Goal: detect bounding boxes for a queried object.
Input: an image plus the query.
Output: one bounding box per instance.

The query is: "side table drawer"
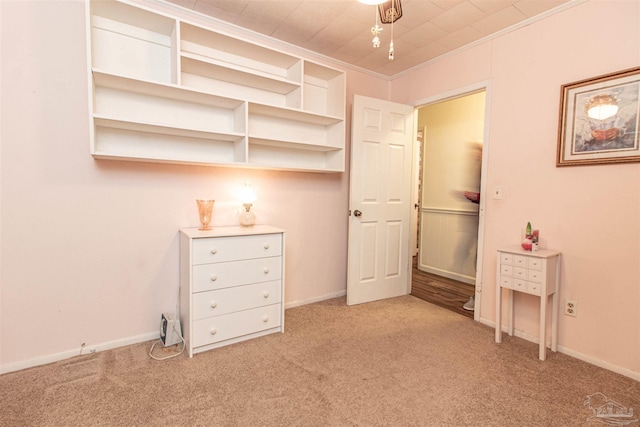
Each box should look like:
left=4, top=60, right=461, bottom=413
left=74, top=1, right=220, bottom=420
left=192, top=233, right=282, bottom=265
left=513, top=267, right=527, bottom=279
left=193, top=256, right=282, bottom=293
left=192, top=303, right=282, bottom=347
left=499, top=275, right=513, bottom=288
left=513, top=255, right=528, bottom=267
left=512, top=278, right=527, bottom=291
left=528, top=257, right=543, bottom=271
left=192, top=280, right=282, bottom=320
left=527, top=269, right=543, bottom=283
left=500, top=265, right=513, bottom=276
left=527, top=282, right=542, bottom=295
left=500, top=253, right=513, bottom=265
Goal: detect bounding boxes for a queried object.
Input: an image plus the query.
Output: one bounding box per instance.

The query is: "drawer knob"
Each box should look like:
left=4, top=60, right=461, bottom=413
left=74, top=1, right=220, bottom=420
left=210, top=248, right=218, bottom=254
left=210, top=328, right=217, bottom=335
left=264, top=243, right=270, bottom=250
left=210, top=301, right=217, bottom=309
left=210, top=275, right=217, bottom=281
left=262, top=316, right=269, bottom=323
left=263, top=291, right=269, bottom=299
left=263, top=268, right=269, bottom=274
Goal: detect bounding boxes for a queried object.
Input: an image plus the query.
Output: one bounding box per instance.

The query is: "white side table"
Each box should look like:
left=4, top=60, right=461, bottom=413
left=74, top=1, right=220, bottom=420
left=495, top=246, right=561, bottom=360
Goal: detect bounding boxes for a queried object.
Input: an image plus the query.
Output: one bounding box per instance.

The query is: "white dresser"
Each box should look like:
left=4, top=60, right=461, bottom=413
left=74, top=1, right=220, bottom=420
left=495, top=246, right=561, bottom=360
left=179, top=226, right=285, bottom=357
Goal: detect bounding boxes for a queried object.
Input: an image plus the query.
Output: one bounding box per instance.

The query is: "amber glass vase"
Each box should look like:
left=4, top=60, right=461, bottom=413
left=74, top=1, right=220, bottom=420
left=196, top=199, right=215, bottom=230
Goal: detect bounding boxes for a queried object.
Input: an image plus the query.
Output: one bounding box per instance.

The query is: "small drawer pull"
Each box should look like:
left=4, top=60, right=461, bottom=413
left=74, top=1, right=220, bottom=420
left=263, top=268, right=269, bottom=274
left=210, top=328, right=217, bottom=335
left=210, top=301, right=217, bottom=309
left=264, top=243, right=270, bottom=250
left=210, top=248, right=218, bottom=254
left=263, top=292, right=269, bottom=299
left=210, top=275, right=218, bottom=281
left=262, top=316, right=269, bottom=323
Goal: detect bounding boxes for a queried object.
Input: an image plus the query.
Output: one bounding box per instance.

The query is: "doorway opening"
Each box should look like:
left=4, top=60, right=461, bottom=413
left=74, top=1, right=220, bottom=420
left=410, top=88, right=488, bottom=319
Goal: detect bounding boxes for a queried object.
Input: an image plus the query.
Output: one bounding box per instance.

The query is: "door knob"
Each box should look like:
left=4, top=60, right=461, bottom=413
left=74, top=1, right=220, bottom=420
left=354, top=210, right=362, bottom=217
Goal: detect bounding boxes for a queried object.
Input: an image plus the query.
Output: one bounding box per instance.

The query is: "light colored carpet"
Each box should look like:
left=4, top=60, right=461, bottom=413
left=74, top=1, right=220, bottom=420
left=1, top=296, right=638, bottom=426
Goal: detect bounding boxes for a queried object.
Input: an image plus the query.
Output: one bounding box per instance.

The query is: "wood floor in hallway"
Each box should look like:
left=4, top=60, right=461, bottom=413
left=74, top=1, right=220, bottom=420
left=411, top=258, right=475, bottom=319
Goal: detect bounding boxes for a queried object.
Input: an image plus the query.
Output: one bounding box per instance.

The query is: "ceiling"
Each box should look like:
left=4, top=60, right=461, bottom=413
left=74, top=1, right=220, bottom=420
left=164, top=0, right=571, bottom=77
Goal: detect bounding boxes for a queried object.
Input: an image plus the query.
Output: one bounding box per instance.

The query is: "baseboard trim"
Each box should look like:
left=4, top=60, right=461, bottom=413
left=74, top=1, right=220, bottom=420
left=477, top=316, right=640, bottom=381
left=0, top=331, right=158, bottom=375
left=1, top=293, right=348, bottom=375
left=285, top=290, right=347, bottom=309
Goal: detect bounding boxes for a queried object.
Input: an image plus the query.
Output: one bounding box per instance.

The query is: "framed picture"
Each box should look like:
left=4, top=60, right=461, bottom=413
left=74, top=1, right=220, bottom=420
left=557, top=66, right=640, bottom=166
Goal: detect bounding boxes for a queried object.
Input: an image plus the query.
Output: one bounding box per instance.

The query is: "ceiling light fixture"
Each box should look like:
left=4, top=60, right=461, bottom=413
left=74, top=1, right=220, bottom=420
left=371, top=6, right=383, bottom=48
left=361, top=0, right=402, bottom=61
left=378, top=0, right=402, bottom=24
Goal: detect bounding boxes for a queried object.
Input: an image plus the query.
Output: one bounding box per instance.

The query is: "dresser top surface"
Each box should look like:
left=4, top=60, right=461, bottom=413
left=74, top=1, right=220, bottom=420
left=498, top=245, right=561, bottom=258
left=181, top=225, right=285, bottom=238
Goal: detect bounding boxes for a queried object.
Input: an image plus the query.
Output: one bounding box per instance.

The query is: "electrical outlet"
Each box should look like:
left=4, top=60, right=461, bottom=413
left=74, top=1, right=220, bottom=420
left=565, top=299, right=578, bottom=317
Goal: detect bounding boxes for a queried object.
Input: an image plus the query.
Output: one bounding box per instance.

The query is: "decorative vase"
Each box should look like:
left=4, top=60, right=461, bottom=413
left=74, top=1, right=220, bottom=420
left=196, top=199, right=214, bottom=230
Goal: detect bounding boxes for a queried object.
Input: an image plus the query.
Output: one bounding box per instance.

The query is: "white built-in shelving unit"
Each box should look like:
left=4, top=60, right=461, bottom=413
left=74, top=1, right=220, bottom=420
left=86, top=0, right=346, bottom=172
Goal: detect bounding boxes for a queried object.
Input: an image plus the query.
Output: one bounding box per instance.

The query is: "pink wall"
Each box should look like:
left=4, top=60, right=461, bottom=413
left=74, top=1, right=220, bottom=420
left=392, top=0, right=639, bottom=378
left=0, top=0, right=387, bottom=371
left=1, top=0, right=638, bottom=379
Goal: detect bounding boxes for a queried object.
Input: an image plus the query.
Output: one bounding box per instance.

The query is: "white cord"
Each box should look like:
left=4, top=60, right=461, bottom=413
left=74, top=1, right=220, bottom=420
left=149, top=322, right=185, bottom=361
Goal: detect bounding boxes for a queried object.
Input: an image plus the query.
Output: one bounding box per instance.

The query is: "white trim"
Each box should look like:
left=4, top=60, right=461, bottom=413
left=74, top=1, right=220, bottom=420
left=478, top=317, right=640, bottom=381
left=0, top=331, right=158, bottom=375
left=285, top=290, right=347, bottom=310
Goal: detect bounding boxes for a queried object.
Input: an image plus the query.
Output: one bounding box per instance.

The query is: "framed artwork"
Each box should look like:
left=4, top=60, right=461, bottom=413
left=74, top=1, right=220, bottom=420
left=557, top=66, right=640, bottom=166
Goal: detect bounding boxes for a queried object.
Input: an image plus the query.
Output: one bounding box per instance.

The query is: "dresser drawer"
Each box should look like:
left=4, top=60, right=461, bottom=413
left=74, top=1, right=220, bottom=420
left=192, top=280, right=282, bottom=320
left=192, top=303, right=281, bottom=347
left=192, top=256, right=282, bottom=293
left=192, top=233, right=282, bottom=265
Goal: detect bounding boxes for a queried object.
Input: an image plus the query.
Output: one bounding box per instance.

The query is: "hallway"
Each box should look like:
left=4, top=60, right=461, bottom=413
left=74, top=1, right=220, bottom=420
left=411, top=257, right=475, bottom=319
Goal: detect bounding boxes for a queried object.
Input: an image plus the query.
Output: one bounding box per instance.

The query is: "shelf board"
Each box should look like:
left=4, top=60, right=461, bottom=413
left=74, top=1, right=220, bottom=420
left=248, top=136, right=342, bottom=152
left=92, top=69, right=245, bottom=110
left=248, top=103, right=342, bottom=126
left=181, top=53, right=300, bottom=95
left=304, top=61, right=344, bottom=82
left=94, top=115, right=245, bottom=142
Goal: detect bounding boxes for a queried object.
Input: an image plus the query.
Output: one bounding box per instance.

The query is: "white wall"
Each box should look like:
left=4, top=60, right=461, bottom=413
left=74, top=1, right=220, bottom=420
left=0, top=0, right=387, bottom=372
left=392, top=0, right=640, bottom=378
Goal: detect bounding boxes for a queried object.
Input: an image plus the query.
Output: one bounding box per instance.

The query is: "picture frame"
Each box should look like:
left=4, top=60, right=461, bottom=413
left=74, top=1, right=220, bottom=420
left=557, top=66, right=640, bottom=166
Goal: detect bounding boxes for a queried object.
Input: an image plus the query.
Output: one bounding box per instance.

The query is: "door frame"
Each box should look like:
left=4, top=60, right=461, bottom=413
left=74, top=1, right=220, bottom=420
left=410, top=80, right=492, bottom=321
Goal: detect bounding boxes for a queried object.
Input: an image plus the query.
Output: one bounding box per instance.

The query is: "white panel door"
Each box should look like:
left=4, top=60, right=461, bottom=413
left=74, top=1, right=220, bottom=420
left=347, top=95, right=415, bottom=305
